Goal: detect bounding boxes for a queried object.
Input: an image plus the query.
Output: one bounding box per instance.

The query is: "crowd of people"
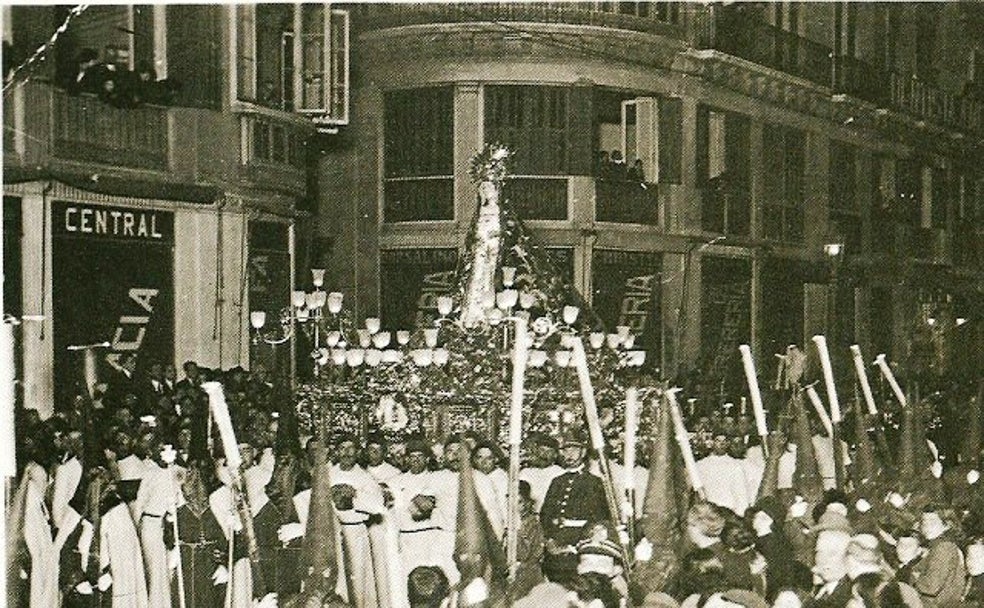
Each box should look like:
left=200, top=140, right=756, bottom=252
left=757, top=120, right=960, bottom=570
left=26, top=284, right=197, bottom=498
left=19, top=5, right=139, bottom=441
left=7, top=357, right=984, bottom=608
left=61, top=48, right=180, bottom=108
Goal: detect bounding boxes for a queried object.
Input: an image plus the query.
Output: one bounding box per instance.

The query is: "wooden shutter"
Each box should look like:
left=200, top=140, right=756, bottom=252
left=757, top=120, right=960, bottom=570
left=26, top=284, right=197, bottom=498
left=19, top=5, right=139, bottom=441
left=568, top=81, right=594, bottom=176
left=621, top=97, right=658, bottom=182
left=658, top=97, right=683, bottom=184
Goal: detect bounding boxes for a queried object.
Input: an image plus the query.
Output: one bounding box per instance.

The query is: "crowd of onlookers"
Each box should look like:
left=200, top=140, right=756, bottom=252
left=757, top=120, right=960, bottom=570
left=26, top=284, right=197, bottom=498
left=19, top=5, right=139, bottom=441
left=594, top=150, right=647, bottom=182
left=60, top=48, right=181, bottom=108
left=11, top=356, right=984, bottom=608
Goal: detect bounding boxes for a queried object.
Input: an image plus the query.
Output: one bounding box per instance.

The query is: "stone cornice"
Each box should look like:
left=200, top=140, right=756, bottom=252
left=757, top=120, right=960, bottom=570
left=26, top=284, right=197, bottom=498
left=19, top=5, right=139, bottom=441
left=358, top=23, right=982, bottom=158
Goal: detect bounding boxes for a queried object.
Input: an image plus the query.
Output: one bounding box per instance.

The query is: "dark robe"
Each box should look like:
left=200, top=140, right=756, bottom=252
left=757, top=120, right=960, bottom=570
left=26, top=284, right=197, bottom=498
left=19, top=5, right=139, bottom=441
left=173, top=504, right=226, bottom=608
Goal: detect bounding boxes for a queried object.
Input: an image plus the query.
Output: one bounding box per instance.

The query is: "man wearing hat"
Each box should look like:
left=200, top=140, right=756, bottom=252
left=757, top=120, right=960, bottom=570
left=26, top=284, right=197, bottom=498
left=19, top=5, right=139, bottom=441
left=520, top=433, right=564, bottom=513
left=696, top=430, right=752, bottom=516
left=540, top=430, right=611, bottom=585
left=391, top=439, right=457, bottom=584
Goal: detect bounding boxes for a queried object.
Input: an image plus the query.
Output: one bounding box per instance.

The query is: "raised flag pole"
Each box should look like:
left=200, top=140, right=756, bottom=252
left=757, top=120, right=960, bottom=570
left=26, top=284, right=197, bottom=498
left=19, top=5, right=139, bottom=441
left=505, top=317, right=529, bottom=579
left=201, top=382, right=268, bottom=602
left=665, top=388, right=705, bottom=501
left=812, top=336, right=844, bottom=489
left=570, top=338, right=631, bottom=569
left=874, top=354, right=908, bottom=408
left=805, top=384, right=834, bottom=438
left=739, top=345, right=769, bottom=457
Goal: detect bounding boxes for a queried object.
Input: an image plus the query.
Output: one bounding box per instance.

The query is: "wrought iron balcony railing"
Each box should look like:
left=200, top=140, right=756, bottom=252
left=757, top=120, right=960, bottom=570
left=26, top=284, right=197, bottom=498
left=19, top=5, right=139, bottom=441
left=595, top=178, right=659, bottom=226
left=353, top=2, right=682, bottom=35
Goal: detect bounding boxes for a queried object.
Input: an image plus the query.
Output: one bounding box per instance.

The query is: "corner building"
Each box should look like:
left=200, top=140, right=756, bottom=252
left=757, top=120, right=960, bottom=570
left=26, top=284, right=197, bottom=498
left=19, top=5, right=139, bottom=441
left=3, top=4, right=349, bottom=416
left=319, top=3, right=984, bottom=402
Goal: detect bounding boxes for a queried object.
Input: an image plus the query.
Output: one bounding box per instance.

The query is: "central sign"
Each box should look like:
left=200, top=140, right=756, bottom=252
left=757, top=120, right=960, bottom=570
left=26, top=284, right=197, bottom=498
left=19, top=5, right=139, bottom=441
left=52, top=201, right=174, bottom=411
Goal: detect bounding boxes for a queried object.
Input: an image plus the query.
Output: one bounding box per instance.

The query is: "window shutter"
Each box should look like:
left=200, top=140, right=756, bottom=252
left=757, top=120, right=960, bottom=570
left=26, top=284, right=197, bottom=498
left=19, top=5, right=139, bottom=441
left=166, top=5, right=221, bottom=109
left=568, top=81, right=594, bottom=176
left=621, top=97, right=658, bottom=182
left=659, top=97, right=682, bottom=184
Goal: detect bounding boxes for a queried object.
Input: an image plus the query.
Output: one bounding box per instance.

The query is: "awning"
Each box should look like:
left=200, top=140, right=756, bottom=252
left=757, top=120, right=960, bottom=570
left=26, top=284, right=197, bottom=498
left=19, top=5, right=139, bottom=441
left=3, top=166, right=220, bottom=205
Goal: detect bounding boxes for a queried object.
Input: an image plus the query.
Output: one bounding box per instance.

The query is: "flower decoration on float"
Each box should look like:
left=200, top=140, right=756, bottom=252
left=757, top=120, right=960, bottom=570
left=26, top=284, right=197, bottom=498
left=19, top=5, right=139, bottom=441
left=293, top=144, right=662, bottom=445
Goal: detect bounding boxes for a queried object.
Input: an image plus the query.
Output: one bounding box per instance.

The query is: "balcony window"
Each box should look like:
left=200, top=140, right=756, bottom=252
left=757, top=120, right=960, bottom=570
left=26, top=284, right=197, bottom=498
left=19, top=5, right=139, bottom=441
left=243, top=114, right=306, bottom=170
left=697, top=106, right=750, bottom=235
left=485, top=85, right=572, bottom=176
left=383, top=87, right=454, bottom=222
left=502, top=177, right=568, bottom=221
left=829, top=141, right=860, bottom=252
left=895, top=158, right=923, bottom=227
left=762, top=125, right=805, bottom=244
left=234, top=4, right=349, bottom=123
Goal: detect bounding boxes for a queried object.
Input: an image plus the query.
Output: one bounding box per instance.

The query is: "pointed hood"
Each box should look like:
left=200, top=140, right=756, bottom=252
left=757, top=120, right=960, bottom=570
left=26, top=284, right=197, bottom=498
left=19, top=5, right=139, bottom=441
left=757, top=426, right=788, bottom=502
left=851, top=408, right=880, bottom=487
left=637, top=398, right=682, bottom=592
left=896, top=396, right=918, bottom=488
left=789, top=390, right=823, bottom=503
left=455, top=444, right=506, bottom=597
left=300, top=443, right=340, bottom=604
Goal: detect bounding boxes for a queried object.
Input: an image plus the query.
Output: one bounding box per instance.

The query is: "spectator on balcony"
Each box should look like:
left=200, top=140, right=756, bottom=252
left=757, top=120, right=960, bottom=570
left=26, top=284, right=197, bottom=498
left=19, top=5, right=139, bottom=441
left=610, top=150, right=627, bottom=180
left=595, top=150, right=612, bottom=178
left=627, top=159, right=645, bottom=183
left=67, top=48, right=114, bottom=97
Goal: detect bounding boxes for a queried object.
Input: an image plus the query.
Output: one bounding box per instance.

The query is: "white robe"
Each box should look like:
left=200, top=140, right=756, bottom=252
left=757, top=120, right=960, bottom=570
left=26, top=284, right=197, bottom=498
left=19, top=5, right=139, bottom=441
left=23, top=463, right=58, bottom=608
left=330, top=463, right=392, bottom=608
left=209, top=486, right=251, bottom=608
left=695, top=454, right=751, bottom=515
left=390, top=470, right=457, bottom=583
left=132, top=461, right=175, bottom=608
left=50, top=456, right=82, bottom=531
left=101, top=501, right=150, bottom=608
left=473, top=469, right=507, bottom=540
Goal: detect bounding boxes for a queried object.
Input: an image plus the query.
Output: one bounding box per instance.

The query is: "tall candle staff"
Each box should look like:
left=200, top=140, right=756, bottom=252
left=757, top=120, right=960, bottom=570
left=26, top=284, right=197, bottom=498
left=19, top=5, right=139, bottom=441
left=812, top=336, right=845, bottom=488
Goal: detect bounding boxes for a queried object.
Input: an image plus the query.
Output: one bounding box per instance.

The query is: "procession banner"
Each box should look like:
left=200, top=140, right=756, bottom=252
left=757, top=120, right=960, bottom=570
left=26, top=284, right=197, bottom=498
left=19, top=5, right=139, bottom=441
left=51, top=201, right=174, bottom=409
left=591, top=249, right=661, bottom=362
left=379, top=248, right=458, bottom=330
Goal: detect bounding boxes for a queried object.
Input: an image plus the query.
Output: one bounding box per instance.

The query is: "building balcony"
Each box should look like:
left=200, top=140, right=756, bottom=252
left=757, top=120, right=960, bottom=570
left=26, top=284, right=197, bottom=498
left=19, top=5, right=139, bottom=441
left=897, top=225, right=951, bottom=265
left=707, top=9, right=832, bottom=88
left=353, top=2, right=683, bottom=35
left=595, top=178, right=659, bottom=226
left=889, top=74, right=984, bottom=138
left=4, top=80, right=311, bottom=207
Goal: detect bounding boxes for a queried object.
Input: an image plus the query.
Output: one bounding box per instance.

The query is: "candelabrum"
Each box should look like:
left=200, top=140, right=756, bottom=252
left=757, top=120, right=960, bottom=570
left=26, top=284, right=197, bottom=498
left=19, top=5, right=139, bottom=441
left=272, top=266, right=649, bottom=382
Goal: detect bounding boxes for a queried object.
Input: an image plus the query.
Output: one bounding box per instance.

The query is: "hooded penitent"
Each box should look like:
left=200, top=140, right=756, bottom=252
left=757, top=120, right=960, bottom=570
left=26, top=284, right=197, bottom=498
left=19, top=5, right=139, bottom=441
left=636, top=397, right=685, bottom=592
left=454, top=443, right=506, bottom=606
left=789, top=390, right=823, bottom=504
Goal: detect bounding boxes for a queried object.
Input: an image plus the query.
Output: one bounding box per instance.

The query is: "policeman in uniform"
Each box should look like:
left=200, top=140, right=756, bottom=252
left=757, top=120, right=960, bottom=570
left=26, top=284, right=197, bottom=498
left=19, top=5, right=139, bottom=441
left=539, top=429, right=610, bottom=585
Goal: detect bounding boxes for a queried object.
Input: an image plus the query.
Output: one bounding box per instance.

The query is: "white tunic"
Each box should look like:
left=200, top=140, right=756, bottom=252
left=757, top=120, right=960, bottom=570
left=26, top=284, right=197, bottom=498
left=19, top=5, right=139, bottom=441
left=695, top=454, right=751, bottom=515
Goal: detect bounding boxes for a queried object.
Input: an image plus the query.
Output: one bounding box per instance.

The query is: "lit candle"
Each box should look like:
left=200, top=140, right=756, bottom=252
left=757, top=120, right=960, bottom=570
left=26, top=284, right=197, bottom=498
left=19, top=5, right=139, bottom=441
left=83, top=347, right=99, bottom=400
left=811, top=336, right=842, bottom=423
left=874, top=354, right=907, bottom=407
left=738, top=345, right=769, bottom=439
left=806, top=384, right=834, bottom=437
left=666, top=389, right=703, bottom=493
left=201, top=382, right=242, bottom=469
left=850, top=345, right=878, bottom=416
left=1, top=322, right=15, bottom=477
left=624, top=388, right=638, bottom=495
